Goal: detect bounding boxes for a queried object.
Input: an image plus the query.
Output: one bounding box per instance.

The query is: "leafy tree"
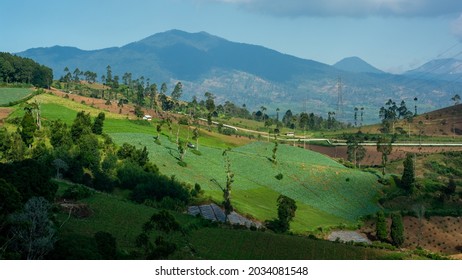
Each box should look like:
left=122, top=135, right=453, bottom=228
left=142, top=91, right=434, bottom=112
left=52, top=158, right=68, bottom=179
left=8, top=132, right=27, bottom=162
left=50, top=119, right=72, bottom=148
left=70, top=111, right=92, bottom=142
left=177, top=139, right=187, bottom=163
left=135, top=210, right=181, bottom=259
left=347, top=134, right=366, bottom=168
left=192, top=127, right=199, bottom=151
left=271, top=140, right=278, bottom=164
left=376, top=136, right=392, bottom=176
left=276, top=195, right=297, bottom=232
left=160, top=82, right=167, bottom=95
left=375, top=211, right=388, bottom=242
left=75, top=133, right=101, bottom=172
left=211, top=150, right=234, bottom=221
left=266, top=195, right=297, bottom=233
left=20, top=107, right=36, bottom=147
left=92, top=112, right=105, bottom=135
left=205, top=92, right=216, bottom=112
left=134, top=105, right=144, bottom=118
left=149, top=83, right=158, bottom=110
left=9, top=197, right=56, bottom=259
left=0, top=178, right=21, bottom=222
left=171, top=82, right=183, bottom=101
left=105, top=65, right=112, bottom=86
left=0, top=52, right=52, bottom=88
left=443, top=178, right=457, bottom=200
left=401, top=153, right=415, bottom=193
left=390, top=213, right=404, bottom=247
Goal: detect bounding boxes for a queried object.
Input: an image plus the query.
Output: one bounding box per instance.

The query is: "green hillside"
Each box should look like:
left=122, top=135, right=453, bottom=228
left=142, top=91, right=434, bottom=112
left=55, top=181, right=393, bottom=260
left=110, top=133, right=382, bottom=231
left=7, top=92, right=382, bottom=232
left=0, top=87, right=33, bottom=105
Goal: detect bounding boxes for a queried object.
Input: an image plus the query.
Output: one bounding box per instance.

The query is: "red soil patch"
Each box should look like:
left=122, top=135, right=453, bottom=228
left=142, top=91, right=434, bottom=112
left=0, top=107, right=12, bottom=126
left=49, top=87, right=164, bottom=120
left=362, top=216, right=462, bottom=256
left=308, top=145, right=462, bottom=166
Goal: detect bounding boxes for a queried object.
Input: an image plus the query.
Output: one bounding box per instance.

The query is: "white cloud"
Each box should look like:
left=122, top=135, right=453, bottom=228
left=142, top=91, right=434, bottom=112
left=208, top=0, right=462, bottom=17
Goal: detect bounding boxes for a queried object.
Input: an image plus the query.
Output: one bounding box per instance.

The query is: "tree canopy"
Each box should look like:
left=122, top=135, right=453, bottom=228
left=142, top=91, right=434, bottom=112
left=0, top=52, right=53, bottom=87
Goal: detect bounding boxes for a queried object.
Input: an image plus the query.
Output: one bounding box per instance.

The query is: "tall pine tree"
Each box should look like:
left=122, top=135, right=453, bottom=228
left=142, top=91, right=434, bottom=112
left=401, top=153, right=415, bottom=193
left=390, top=213, right=404, bottom=247
left=376, top=211, right=388, bottom=242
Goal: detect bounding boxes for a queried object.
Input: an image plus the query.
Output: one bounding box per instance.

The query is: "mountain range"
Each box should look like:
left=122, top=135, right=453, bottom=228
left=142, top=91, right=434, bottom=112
left=17, top=29, right=461, bottom=123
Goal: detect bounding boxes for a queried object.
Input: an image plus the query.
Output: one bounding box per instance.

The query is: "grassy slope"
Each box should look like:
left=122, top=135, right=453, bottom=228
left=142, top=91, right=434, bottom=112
left=56, top=182, right=393, bottom=260
left=110, top=133, right=382, bottom=231
left=9, top=93, right=382, bottom=231
left=191, top=228, right=391, bottom=260
left=0, top=87, right=33, bottom=104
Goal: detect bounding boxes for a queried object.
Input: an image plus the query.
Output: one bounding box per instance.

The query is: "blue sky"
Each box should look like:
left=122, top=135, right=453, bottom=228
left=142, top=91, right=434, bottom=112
left=2, top=0, right=462, bottom=73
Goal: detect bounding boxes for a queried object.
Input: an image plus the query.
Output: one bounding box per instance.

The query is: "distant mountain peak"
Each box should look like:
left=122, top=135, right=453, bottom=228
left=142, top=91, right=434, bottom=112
left=333, top=56, right=384, bottom=74
left=127, top=29, right=226, bottom=51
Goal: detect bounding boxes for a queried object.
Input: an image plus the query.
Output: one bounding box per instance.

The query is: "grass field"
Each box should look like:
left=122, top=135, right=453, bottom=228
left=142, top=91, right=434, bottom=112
left=8, top=92, right=382, bottom=231
left=110, top=133, right=382, bottom=231
left=55, top=182, right=396, bottom=260
left=0, top=87, right=33, bottom=105
left=190, top=227, right=393, bottom=260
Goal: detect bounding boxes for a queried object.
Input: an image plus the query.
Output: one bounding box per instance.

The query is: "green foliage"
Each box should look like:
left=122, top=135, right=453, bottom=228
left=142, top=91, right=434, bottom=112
left=390, top=213, right=404, bottom=247
left=275, top=173, right=283, bottom=180
left=0, top=52, right=53, bottom=88
left=135, top=210, right=181, bottom=259
left=376, top=136, right=392, bottom=176
left=117, top=143, right=149, bottom=166
left=134, top=105, right=144, bottom=118
left=70, top=111, right=92, bottom=142
left=9, top=197, right=56, bottom=259
left=401, top=153, right=415, bottom=193
left=48, top=234, right=102, bottom=260
left=61, top=184, right=94, bottom=200
left=0, top=178, right=22, bottom=221
left=50, top=120, right=72, bottom=148
left=0, top=159, right=57, bottom=202
left=190, top=227, right=391, bottom=260
left=92, top=112, right=105, bottom=135
left=375, top=211, right=388, bottom=242
left=110, top=135, right=382, bottom=229
left=94, top=231, right=118, bottom=260
left=20, top=108, right=36, bottom=146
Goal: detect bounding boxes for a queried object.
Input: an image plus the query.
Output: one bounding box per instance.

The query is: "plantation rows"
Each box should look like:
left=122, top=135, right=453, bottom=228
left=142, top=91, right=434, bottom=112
left=110, top=133, right=382, bottom=228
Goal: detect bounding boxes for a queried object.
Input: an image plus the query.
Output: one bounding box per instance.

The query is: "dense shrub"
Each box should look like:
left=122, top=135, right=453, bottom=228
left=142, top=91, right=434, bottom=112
left=61, top=184, right=94, bottom=200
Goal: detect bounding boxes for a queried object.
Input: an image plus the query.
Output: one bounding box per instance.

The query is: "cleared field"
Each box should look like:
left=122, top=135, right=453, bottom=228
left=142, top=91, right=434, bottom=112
left=110, top=133, right=382, bottom=231
left=0, top=87, right=33, bottom=104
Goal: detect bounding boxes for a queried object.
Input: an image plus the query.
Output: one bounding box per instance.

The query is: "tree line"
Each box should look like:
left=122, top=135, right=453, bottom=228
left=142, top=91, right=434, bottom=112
left=0, top=52, right=53, bottom=88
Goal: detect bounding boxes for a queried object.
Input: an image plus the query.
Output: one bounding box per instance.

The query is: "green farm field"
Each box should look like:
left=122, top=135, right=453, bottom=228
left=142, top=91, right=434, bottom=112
left=0, top=87, right=33, bottom=105
left=8, top=93, right=382, bottom=232
left=110, top=133, right=382, bottom=232
left=55, top=182, right=395, bottom=260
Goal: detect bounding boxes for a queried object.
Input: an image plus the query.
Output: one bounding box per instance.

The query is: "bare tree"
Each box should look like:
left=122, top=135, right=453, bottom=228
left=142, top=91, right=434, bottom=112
left=9, top=197, right=56, bottom=260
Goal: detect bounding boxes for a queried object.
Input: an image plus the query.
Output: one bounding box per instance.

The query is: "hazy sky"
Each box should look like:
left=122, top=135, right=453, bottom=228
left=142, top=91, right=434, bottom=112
left=2, top=0, right=462, bottom=73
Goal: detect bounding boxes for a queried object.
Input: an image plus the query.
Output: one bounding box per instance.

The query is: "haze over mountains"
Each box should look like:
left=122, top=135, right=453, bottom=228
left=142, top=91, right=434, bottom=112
left=17, top=30, right=461, bottom=123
